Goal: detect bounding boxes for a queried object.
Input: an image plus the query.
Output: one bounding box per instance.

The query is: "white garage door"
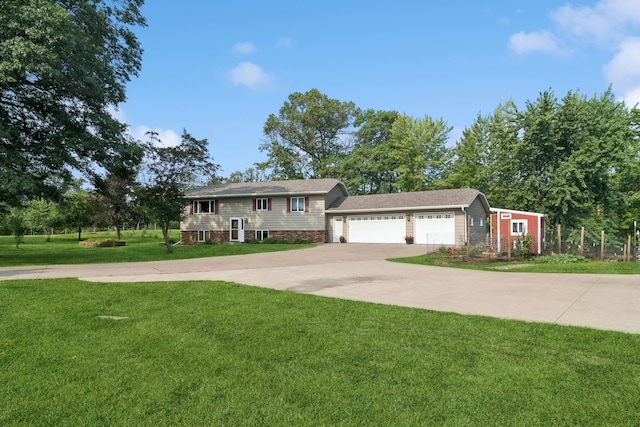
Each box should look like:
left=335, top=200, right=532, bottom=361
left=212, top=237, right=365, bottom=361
left=414, top=212, right=456, bottom=245
left=348, top=215, right=406, bottom=243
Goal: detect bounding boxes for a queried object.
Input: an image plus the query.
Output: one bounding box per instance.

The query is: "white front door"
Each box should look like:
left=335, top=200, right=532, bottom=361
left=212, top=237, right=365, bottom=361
left=230, top=218, right=244, bottom=242
left=333, top=216, right=343, bottom=242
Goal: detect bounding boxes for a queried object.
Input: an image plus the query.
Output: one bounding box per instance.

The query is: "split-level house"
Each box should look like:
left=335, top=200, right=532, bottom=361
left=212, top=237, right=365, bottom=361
left=180, top=179, right=491, bottom=246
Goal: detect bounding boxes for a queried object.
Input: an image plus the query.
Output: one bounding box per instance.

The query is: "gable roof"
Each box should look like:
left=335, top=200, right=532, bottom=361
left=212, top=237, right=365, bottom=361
left=185, top=178, right=347, bottom=198
left=326, top=188, right=490, bottom=213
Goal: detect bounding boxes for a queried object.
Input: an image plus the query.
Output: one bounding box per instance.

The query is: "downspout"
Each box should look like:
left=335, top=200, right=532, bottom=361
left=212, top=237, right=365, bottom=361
left=462, top=206, right=467, bottom=246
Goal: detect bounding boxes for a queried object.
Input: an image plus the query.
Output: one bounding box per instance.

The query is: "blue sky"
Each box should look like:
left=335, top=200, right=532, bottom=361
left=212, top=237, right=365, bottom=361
left=116, top=0, right=640, bottom=176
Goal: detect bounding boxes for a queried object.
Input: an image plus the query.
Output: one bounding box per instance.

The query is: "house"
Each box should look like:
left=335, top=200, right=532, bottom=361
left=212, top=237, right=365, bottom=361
left=180, top=179, right=491, bottom=246
left=181, top=179, right=348, bottom=244
left=489, top=208, right=546, bottom=255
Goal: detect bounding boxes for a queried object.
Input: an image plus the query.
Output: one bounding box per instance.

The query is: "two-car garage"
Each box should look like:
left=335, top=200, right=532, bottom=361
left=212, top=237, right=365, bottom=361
left=344, top=212, right=456, bottom=245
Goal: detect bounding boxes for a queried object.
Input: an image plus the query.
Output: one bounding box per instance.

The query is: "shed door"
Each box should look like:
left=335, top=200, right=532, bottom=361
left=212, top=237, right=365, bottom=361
left=414, top=212, right=455, bottom=245
left=348, top=215, right=405, bottom=243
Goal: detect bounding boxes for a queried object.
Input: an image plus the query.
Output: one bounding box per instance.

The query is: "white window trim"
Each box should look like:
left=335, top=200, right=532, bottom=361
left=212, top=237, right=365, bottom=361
left=256, top=198, right=268, bottom=211
left=291, top=197, right=305, bottom=212
left=510, top=219, right=528, bottom=236
left=197, top=230, right=211, bottom=242
left=255, top=230, right=269, bottom=241
left=193, top=200, right=215, bottom=214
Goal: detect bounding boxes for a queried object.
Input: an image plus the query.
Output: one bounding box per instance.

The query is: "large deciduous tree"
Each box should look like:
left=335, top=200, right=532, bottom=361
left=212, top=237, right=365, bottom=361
left=0, top=0, right=146, bottom=205
left=260, top=89, right=359, bottom=179
left=137, top=130, right=218, bottom=253
left=387, top=114, right=452, bottom=192
left=338, top=109, right=400, bottom=194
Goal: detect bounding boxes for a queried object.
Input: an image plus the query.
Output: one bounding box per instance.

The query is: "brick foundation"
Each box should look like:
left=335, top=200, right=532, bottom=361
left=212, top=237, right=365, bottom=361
left=181, top=229, right=325, bottom=244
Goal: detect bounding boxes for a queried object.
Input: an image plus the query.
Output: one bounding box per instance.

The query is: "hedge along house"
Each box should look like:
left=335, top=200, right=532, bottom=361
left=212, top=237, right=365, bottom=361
left=489, top=208, right=546, bottom=255
left=181, top=179, right=348, bottom=244
left=325, top=188, right=490, bottom=247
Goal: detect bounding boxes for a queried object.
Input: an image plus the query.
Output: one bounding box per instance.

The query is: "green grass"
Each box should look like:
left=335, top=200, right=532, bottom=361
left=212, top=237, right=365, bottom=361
left=0, top=231, right=313, bottom=267
left=1, top=279, right=639, bottom=426
left=391, top=254, right=640, bottom=274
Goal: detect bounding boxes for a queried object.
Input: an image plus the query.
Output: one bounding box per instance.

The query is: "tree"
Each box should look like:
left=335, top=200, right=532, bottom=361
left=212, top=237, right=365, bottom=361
left=60, top=187, right=96, bottom=241
left=23, top=198, right=60, bottom=239
left=138, top=130, right=218, bottom=253
left=338, top=109, right=400, bottom=194
left=7, top=208, right=28, bottom=248
left=0, top=0, right=146, bottom=206
left=387, top=114, right=452, bottom=192
left=92, top=172, right=137, bottom=240
left=440, top=113, right=493, bottom=192
left=260, top=89, right=359, bottom=179
left=224, top=167, right=267, bottom=183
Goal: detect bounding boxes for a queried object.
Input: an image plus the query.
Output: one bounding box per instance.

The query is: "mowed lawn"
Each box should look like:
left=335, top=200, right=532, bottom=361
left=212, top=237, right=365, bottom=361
left=1, top=279, right=639, bottom=426
left=0, top=231, right=313, bottom=267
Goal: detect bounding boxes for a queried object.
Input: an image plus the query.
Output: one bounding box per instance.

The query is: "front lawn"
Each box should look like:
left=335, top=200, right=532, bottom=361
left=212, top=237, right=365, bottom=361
left=390, top=253, right=640, bottom=274
left=1, top=279, right=639, bottom=425
left=0, top=231, right=313, bottom=267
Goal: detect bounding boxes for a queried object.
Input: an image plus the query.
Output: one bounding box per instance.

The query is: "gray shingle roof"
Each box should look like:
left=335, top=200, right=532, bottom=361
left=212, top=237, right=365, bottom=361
left=185, top=178, right=346, bottom=198
left=326, top=188, right=488, bottom=212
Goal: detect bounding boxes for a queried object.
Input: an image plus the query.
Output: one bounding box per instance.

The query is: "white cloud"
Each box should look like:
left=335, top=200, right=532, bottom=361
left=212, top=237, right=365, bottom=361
left=509, top=30, right=561, bottom=55
left=603, top=37, right=640, bottom=106
left=552, top=0, right=640, bottom=44
left=228, top=62, right=273, bottom=91
left=131, top=125, right=181, bottom=147
left=233, top=41, right=256, bottom=55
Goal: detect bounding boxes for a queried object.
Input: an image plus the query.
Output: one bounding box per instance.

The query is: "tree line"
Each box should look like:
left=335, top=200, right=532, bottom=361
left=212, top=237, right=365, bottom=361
left=3, top=1, right=639, bottom=250
left=230, top=88, right=640, bottom=240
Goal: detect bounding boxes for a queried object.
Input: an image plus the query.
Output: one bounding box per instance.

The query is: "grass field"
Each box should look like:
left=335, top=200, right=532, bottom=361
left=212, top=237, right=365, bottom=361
left=1, top=278, right=639, bottom=426
left=0, top=231, right=313, bottom=267
left=390, top=254, right=640, bottom=274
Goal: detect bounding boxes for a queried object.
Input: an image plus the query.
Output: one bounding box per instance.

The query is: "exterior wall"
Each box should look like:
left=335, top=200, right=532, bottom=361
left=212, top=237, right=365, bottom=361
left=466, top=197, right=489, bottom=246
left=490, top=209, right=545, bottom=254
left=181, top=194, right=327, bottom=244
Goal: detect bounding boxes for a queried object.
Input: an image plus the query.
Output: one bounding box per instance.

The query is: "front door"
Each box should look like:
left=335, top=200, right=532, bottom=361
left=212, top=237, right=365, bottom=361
left=333, top=216, right=343, bottom=242
left=230, top=218, right=244, bottom=242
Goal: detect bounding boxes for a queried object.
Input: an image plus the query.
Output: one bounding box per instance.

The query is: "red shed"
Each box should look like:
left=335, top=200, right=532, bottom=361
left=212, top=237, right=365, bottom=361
left=490, top=208, right=546, bottom=255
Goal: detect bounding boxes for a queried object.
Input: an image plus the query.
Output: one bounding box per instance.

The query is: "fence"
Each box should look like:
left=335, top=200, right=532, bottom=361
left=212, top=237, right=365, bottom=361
left=545, top=225, right=638, bottom=261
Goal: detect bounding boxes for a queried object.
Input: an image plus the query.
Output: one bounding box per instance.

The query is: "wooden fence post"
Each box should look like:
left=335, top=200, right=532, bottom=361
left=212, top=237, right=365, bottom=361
left=600, top=230, right=605, bottom=261
left=580, top=227, right=585, bottom=256
left=628, top=235, right=632, bottom=262
left=557, top=224, right=562, bottom=254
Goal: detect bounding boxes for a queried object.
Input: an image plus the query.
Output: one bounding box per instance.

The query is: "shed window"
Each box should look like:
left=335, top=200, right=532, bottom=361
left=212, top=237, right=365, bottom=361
left=511, top=220, right=528, bottom=235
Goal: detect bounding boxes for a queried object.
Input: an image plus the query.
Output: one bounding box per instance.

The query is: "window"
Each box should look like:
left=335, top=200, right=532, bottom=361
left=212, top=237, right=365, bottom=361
left=470, top=217, right=475, bottom=226
left=479, top=218, right=484, bottom=227
left=511, top=220, right=527, bottom=235
left=193, top=200, right=215, bottom=214
left=290, top=197, right=305, bottom=212
left=256, top=198, right=268, bottom=210
left=253, top=198, right=271, bottom=211
left=255, top=230, right=269, bottom=241
left=197, top=230, right=210, bottom=242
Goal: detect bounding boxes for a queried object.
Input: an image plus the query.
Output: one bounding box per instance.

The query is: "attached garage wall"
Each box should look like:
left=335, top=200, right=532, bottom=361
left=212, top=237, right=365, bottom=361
left=347, top=214, right=406, bottom=243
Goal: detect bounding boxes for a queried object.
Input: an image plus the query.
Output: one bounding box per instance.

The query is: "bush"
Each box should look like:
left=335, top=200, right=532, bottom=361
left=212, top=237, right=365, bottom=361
left=293, top=238, right=311, bottom=244
left=437, top=246, right=449, bottom=255
left=534, top=254, right=590, bottom=264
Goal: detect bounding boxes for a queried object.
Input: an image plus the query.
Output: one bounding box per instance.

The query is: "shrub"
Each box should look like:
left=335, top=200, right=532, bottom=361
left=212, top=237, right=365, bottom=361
left=437, top=246, right=449, bottom=255
left=339, top=236, right=347, bottom=243
left=534, top=254, right=590, bottom=264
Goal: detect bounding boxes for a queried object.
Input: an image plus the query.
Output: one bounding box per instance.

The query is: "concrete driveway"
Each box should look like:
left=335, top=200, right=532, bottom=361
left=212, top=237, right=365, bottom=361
left=1, top=244, right=639, bottom=334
